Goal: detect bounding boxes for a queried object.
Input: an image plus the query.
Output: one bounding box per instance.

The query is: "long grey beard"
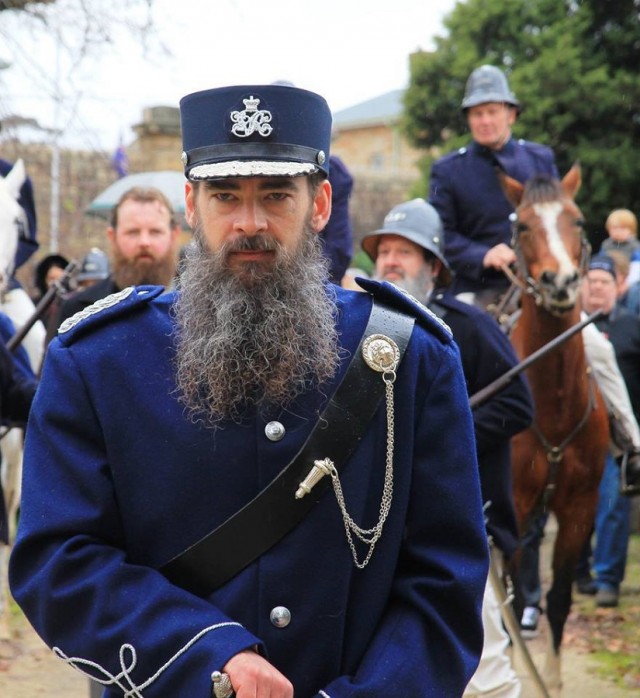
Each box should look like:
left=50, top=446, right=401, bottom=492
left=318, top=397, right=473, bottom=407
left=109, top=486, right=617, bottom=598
left=173, top=226, right=340, bottom=426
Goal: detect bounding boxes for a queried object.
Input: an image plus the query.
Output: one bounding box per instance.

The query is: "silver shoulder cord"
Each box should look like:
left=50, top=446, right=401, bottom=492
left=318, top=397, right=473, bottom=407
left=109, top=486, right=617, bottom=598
left=296, top=333, right=400, bottom=569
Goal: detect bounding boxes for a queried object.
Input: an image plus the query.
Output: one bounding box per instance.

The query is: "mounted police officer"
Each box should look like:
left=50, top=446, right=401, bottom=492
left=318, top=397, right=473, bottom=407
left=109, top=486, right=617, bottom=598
left=10, top=84, right=488, bottom=697
left=429, top=65, right=558, bottom=309
left=363, top=199, right=533, bottom=698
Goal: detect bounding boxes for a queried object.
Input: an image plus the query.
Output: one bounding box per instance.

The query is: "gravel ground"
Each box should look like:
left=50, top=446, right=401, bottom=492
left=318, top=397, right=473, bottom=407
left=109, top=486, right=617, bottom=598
left=0, top=516, right=637, bottom=697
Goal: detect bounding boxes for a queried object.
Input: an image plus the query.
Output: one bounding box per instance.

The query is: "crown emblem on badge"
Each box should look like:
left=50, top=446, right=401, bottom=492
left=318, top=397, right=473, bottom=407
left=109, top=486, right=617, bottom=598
left=242, top=96, right=260, bottom=111
left=230, top=96, right=273, bottom=138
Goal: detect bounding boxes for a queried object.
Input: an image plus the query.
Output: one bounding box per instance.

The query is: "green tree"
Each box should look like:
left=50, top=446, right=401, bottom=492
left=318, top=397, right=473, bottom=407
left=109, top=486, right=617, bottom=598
left=404, top=0, right=640, bottom=246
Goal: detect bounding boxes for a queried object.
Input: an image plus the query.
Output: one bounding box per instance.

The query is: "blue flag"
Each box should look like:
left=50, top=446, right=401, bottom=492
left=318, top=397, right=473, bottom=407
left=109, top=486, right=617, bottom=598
left=111, top=141, right=128, bottom=178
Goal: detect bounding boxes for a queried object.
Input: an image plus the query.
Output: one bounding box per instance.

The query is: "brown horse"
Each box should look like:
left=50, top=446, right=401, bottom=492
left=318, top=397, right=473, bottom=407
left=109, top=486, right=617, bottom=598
left=501, top=164, right=609, bottom=691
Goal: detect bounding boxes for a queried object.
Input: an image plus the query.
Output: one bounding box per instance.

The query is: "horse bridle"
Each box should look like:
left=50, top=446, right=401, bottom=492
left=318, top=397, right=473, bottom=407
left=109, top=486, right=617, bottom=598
left=505, top=210, right=591, bottom=308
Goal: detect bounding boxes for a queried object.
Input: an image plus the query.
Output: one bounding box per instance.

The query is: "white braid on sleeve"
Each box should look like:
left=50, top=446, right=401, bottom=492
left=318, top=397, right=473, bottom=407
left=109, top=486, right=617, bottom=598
left=53, top=621, right=243, bottom=697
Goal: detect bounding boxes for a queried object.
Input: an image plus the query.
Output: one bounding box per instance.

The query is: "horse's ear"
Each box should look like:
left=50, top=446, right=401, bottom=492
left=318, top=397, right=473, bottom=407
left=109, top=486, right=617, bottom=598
left=497, top=167, right=524, bottom=208
left=561, top=161, right=581, bottom=199
left=3, top=158, right=26, bottom=200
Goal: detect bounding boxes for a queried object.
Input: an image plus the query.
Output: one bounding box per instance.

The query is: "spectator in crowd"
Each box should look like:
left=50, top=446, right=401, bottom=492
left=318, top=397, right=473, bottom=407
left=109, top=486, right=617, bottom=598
left=600, top=208, right=640, bottom=261
left=54, top=187, right=181, bottom=331
left=575, top=254, right=640, bottom=607
left=33, top=254, right=72, bottom=343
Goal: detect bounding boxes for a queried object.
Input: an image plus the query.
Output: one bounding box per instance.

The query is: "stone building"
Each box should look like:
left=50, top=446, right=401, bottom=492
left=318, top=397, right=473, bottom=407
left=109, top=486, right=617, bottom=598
left=330, top=90, right=426, bottom=256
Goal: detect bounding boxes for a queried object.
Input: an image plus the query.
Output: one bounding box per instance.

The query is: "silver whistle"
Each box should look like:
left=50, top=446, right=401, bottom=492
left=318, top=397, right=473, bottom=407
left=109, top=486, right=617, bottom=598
left=295, top=458, right=333, bottom=499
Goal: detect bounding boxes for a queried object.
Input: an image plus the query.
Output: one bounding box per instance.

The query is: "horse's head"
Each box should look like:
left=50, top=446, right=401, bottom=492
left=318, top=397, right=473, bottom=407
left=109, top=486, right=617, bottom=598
left=0, top=159, right=27, bottom=292
left=500, top=163, right=588, bottom=316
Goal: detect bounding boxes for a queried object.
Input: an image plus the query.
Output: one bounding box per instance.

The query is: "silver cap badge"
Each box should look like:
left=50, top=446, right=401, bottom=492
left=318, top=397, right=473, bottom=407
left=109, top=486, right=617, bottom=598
left=230, top=96, right=273, bottom=138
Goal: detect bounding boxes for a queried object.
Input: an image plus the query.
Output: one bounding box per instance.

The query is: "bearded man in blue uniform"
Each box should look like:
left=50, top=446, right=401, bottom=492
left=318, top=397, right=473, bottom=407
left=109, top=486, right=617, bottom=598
left=10, top=84, right=488, bottom=698
left=429, top=65, right=559, bottom=308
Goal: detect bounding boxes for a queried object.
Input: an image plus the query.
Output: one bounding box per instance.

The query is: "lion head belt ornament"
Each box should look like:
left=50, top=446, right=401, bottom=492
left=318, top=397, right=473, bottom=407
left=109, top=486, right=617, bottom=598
left=362, top=333, right=400, bottom=373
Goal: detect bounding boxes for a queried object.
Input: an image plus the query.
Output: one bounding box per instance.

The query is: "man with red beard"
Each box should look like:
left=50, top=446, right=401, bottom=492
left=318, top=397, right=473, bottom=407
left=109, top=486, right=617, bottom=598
left=11, top=84, right=488, bottom=698
left=54, top=186, right=180, bottom=329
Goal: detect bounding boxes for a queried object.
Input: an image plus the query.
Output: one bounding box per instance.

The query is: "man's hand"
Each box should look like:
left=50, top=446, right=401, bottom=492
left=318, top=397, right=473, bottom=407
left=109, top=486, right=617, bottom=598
left=483, top=243, right=516, bottom=271
left=223, top=649, right=294, bottom=697
left=619, top=449, right=640, bottom=497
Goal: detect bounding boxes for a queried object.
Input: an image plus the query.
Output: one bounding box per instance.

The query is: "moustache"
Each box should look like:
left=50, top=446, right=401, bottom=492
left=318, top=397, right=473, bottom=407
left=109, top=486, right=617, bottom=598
left=224, top=235, right=280, bottom=255
left=381, top=266, right=406, bottom=278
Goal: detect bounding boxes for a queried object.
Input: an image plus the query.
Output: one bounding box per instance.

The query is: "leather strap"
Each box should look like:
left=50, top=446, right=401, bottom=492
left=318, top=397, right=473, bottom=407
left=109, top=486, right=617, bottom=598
left=160, top=300, right=415, bottom=597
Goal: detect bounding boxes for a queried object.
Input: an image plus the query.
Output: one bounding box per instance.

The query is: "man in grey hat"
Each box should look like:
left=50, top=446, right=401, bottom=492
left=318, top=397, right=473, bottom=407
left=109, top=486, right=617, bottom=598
left=429, top=65, right=558, bottom=308
left=363, top=198, right=533, bottom=697
left=11, top=84, right=488, bottom=698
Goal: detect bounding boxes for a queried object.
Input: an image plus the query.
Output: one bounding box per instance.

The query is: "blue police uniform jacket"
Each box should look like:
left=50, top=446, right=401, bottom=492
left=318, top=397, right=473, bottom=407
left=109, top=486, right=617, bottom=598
left=321, top=155, right=354, bottom=284
left=10, top=281, right=489, bottom=698
left=429, top=138, right=558, bottom=295
left=429, top=291, right=533, bottom=557
left=596, top=305, right=640, bottom=421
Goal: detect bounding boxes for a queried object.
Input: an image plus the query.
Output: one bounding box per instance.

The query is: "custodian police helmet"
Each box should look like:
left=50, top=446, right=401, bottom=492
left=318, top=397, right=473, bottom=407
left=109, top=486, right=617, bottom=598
left=77, top=247, right=110, bottom=283
left=361, top=199, right=453, bottom=287
left=179, top=84, right=332, bottom=180
left=461, top=65, right=521, bottom=112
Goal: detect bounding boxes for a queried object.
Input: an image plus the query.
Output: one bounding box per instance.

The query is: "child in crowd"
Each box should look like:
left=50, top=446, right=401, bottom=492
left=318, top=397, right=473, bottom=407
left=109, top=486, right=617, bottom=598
left=601, top=208, right=640, bottom=260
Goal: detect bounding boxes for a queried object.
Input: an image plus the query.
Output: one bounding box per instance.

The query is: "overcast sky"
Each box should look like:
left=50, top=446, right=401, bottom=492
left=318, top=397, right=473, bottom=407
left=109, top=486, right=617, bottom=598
left=0, top=0, right=457, bottom=152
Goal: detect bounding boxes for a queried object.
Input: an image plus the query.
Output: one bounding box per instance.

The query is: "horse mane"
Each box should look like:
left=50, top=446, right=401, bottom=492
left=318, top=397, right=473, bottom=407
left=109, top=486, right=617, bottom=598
left=522, top=174, right=564, bottom=204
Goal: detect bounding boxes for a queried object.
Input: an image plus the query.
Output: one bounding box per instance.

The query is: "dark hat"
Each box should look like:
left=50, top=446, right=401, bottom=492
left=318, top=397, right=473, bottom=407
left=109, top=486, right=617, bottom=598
left=34, top=253, right=69, bottom=296
left=588, top=254, right=616, bottom=278
left=179, top=84, right=331, bottom=180
left=461, top=65, right=520, bottom=112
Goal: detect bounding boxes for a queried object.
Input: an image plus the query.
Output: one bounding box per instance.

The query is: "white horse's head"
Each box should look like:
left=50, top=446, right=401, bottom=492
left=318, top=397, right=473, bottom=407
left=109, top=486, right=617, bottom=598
left=0, top=159, right=27, bottom=292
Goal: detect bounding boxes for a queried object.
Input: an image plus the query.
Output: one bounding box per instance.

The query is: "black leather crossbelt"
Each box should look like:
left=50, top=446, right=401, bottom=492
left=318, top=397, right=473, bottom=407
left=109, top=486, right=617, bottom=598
left=160, top=299, right=415, bottom=597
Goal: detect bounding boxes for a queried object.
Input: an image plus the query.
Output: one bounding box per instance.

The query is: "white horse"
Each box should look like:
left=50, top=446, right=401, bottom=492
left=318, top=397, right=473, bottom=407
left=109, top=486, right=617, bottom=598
left=0, top=159, right=45, bottom=644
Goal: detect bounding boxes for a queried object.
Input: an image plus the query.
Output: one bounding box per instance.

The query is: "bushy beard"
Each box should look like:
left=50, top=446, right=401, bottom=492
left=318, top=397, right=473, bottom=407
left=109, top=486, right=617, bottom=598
left=376, top=265, right=434, bottom=302
left=111, top=246, right=178, bottom=289
left=173, top=223, right=340, bottom=427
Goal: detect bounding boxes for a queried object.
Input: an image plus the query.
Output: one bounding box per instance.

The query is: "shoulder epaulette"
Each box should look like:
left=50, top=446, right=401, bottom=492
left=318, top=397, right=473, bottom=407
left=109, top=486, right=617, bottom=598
left=356, top=278, right=452, bottom=342
left=57, top=285, right=165, bottom=345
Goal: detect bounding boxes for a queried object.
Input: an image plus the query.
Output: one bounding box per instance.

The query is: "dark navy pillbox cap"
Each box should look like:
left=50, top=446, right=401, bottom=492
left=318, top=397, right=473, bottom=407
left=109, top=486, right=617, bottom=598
left=179, top=84, right=332, bottom=180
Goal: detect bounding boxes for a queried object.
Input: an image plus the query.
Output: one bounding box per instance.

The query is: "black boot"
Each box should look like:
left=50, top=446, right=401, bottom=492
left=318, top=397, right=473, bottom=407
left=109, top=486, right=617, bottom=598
left=619, top=450, right=640, bottom=497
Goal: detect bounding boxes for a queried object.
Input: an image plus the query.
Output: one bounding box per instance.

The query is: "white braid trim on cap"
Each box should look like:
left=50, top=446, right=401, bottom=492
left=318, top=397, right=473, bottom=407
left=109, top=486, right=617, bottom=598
left=190, top=160, right=317, bottom=179
left=53, top=621, right=243, bottom=697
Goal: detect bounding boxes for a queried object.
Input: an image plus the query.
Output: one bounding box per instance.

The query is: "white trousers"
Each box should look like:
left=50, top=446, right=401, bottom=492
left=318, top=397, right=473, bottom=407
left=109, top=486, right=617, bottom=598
left=581, top=317, right=640, bottom=452
left=456, top=293, right=640, bottom=455
left=464, top=556, right=521, bottom=698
